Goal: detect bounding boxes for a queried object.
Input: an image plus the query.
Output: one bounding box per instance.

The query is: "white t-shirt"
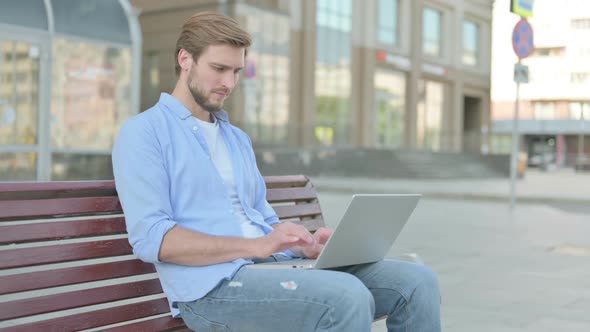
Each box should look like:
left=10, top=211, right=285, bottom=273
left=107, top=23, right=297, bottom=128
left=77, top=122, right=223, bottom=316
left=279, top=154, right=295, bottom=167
left=194, top=116, right=266, bottom=238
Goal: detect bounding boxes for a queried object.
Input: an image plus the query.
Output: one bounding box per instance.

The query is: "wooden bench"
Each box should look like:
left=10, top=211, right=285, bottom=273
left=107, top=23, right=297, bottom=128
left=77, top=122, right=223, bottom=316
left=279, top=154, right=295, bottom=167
left=0, top=175, right=326, bottom=331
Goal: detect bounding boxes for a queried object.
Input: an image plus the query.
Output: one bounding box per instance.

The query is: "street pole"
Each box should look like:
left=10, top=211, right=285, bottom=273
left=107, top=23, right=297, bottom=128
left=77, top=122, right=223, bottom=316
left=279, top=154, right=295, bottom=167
left=509, top=59, right=521, bottom=210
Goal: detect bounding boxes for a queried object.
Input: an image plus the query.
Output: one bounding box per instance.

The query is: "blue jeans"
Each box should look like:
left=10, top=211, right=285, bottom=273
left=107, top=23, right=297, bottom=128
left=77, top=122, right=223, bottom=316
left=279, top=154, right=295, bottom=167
left=177, top=258, right=440, bottom=332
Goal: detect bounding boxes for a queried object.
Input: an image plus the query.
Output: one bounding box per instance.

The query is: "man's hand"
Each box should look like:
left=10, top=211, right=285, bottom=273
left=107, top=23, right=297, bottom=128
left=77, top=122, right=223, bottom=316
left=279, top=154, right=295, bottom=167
left=294, top=227, right=333, bottom=259
left=252, top=222, right=315, bottom=259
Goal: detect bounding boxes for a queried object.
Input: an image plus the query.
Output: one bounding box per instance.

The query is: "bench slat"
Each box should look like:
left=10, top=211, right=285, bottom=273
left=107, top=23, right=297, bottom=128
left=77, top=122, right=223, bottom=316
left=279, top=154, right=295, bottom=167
left=263, top=175, right=309, bottom=189
left=0, top=217, right=127, bottom=245
left=0, top=197, right=122, bottom=220
left=0, top=180, right=116, bottom=194
left=0, top=278, right=163, bottom=321
left=0, top=238, right=132, bottom=269
left=5, top=297, right=171, bottom=332
left=273, top=203, right=322, bottom=220
left=266, top=187, right=318, bottom=203
left=0, top=189, right=118, bottom=201
left=0, top=259, right=155, bottom=295
left=101, top=316, right=186, bottom=332
left=295, top=218, right=325, bottom=232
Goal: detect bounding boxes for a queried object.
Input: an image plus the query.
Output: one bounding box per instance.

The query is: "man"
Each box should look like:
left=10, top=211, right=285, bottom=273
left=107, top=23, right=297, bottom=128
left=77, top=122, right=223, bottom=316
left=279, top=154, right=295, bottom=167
left=113, top=11, right=440, bottom=332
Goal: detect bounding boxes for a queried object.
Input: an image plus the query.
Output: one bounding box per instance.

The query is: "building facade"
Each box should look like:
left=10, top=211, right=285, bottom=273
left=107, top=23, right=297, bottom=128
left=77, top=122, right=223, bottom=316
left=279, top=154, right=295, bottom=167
left=0, top=0, right=494, bottom=181
left=133, top=0, right=493, bottom=152
left=491, top=0, right=590, bottom=168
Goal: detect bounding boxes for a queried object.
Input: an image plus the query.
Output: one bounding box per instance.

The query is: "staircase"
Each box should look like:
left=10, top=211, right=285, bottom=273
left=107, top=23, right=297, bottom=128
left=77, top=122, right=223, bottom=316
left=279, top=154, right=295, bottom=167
left=255, top=148, right=509, bottom=179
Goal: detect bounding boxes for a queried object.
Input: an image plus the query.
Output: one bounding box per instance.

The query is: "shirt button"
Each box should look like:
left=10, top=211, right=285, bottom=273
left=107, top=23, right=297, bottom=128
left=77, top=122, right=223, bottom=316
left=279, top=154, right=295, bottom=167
left=192, top=126, right=198, bottom=131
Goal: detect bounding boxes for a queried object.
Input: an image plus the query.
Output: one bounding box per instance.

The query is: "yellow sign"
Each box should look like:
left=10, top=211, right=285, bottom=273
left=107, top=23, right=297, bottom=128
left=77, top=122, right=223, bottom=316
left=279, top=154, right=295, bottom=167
left=511, top=0, right=534, bottom=18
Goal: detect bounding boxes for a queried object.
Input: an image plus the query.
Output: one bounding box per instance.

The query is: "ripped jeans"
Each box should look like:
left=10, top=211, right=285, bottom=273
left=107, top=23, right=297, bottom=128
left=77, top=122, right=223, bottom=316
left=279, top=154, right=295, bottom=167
left=177, top=257, right=440, bottom=332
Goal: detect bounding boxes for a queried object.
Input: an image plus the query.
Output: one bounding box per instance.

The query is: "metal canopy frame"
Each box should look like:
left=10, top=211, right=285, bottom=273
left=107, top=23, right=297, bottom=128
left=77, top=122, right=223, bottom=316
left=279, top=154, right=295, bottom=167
left=0, top=0, right=141, bottom=180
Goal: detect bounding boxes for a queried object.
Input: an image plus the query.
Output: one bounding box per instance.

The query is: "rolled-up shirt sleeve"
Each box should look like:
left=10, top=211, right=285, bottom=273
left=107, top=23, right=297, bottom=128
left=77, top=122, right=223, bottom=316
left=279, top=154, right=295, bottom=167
left=112, top=117, right=176, bottom=264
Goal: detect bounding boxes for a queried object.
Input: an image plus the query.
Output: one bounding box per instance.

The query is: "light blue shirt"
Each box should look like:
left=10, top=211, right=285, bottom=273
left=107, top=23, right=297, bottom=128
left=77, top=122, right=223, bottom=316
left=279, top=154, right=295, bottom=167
left=112, top=93, right=283, bottom=317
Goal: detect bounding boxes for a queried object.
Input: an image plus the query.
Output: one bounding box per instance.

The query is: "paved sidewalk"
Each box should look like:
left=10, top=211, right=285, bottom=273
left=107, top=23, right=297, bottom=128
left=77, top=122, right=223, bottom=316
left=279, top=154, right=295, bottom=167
left=311, top=168, right=590, bottom=204
left=315, top=192, right=590, bottom=332
left=313, top=168, right=590, bottom=331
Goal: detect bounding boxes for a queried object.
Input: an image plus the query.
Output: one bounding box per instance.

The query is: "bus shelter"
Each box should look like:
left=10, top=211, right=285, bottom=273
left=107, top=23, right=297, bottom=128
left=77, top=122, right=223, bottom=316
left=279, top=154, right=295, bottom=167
left=0, top=0, right=141, bottom=180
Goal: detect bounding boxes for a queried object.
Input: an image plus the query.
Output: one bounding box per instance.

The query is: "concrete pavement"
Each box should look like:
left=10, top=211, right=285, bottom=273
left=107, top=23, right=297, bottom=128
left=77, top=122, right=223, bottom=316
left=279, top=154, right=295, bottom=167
left=314, top=170, right=590, bottom=331
left=311, top=168, right=590, bottom=205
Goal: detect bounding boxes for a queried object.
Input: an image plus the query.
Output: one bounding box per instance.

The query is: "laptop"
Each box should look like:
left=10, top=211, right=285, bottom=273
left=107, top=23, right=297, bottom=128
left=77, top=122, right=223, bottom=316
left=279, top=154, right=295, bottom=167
left=246, top=194, right=421, bottom=270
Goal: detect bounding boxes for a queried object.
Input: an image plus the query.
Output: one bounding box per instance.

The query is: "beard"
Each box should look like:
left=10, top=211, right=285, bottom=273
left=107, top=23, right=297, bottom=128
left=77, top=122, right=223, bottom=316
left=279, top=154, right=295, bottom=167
left=187, top=74, right=226, bottom=114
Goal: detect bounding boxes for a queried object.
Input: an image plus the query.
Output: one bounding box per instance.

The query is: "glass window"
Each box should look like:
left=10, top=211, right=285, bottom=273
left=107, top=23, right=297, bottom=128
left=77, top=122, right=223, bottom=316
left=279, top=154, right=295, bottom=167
left=377, top=0, right=399, bottom=46
left=0, top=0, right=48, bottom=30
left=50, top=38, right=132, bottom=152
left=570, top=72, right=590, bottom=84
left=568, top=102, right=590, bottom=120
left=533, top=47, right=565, bottom=57
left=417, top=80, right=444, bottom=151
left=374, top=69, right=406, bottom=148
left=571, top=18, right=590, bottom=30
left=0, top=40, right=40, bottom=145
left=241, top=8, right=291, bottom=145
left=534, top=102, right=555, bottom=119
left=52, top=0, right=131, bottom=44
left=142, top=52, right=160, bottom=111
left=462, top=20, right=479, bottom=66
left=315, top=0, right=353, bottom=146
left=423, top=7, right=442, bottom=57
left=0, top=152, right=37, bottom=181
left=51, top=152, right=112, bottom=180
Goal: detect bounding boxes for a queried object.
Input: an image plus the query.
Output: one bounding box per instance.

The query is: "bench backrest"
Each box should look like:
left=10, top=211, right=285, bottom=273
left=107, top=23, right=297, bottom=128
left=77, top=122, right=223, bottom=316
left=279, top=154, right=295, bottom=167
left=0, top=175, right=324, bottom=331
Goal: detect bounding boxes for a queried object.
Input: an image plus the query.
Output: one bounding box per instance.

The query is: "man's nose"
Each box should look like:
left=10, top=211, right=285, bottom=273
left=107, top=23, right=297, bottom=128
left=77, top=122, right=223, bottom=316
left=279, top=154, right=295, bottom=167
left=221, top=72, right=238, bottom=89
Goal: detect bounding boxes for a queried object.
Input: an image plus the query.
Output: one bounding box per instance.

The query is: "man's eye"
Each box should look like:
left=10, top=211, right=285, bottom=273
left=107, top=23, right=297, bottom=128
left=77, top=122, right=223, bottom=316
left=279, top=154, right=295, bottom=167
left=214, top=67, right=224, bottom=72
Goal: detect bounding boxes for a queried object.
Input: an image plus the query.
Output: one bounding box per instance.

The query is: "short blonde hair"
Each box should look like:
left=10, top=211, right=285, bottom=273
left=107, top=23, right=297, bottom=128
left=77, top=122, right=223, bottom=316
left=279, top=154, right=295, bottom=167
left=174, top=11, right=252, bottom=76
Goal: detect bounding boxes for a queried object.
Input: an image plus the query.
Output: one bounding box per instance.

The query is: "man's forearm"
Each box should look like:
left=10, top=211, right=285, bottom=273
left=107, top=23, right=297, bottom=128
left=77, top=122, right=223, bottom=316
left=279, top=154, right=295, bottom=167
left=158, top=225, right=260, bottom=266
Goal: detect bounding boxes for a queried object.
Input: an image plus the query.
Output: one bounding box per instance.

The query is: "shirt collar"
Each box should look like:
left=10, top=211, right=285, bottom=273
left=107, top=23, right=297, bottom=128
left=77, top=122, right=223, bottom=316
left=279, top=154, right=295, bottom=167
left=158, top=93, right=230, bottom=123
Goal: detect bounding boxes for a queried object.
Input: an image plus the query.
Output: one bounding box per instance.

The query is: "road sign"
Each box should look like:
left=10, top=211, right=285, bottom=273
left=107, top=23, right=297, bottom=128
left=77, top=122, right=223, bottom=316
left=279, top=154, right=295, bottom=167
left=512, top=19, right=534, bottom=59
left=514, top=63, right=529, bottom=83
left=510, top=0, right=535, bottom=18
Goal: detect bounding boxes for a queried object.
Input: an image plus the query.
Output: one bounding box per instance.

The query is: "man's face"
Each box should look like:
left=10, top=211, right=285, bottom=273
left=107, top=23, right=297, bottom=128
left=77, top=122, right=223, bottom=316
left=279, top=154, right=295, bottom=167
left=186, top=44, right=245, bottom=113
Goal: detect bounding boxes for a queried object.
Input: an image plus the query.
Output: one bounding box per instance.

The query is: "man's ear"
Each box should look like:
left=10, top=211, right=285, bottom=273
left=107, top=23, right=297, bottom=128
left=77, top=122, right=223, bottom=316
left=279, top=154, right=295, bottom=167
left=177, top=49, right=193, bottom=73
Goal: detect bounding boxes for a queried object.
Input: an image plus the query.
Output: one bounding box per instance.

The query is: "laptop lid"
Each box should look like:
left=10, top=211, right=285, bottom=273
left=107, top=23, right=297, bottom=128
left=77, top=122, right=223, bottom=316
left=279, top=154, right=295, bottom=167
left=312, top=194, right=420, bottom=269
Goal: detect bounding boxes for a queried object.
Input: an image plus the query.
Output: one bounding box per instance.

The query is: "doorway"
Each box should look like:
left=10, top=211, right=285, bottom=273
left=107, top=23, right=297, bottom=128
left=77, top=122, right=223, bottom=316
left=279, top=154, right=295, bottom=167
left=462, top=96, right=482, bottom=153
